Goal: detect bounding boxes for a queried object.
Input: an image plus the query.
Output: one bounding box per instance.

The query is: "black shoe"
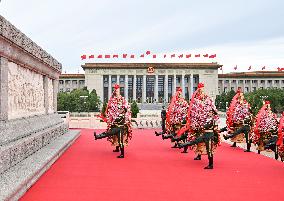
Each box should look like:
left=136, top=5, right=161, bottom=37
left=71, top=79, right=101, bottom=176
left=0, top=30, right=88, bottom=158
left=258, top=150, right=261, bottom=154
left=204, top=165, right=213, bottom=169
left=113, top=146, right=120, bottom=152
left=117, top=147, right=124, bottom=158
left=94, top=131, right=97, bottom=140
left=231, top=142, right=237, bottom=147
left=244, top=143, right=251, bottom=152
left=194, top=155, right=201, bottom=160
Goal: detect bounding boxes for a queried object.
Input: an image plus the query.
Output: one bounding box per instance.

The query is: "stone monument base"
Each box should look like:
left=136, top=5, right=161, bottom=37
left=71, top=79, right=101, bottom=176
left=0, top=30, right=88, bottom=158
left=0, top=114, right=81, bottom=200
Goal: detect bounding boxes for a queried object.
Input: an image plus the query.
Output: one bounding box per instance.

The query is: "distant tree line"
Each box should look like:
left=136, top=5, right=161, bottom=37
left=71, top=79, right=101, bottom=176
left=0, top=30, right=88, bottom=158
left=215, top=88, right=284, bottom=115
left=58, top=87, right=101, bottom=112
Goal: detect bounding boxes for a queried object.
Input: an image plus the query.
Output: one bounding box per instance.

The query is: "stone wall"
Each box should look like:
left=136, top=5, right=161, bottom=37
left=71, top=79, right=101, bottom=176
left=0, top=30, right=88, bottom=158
left=0, top=15, right=69, bottom=175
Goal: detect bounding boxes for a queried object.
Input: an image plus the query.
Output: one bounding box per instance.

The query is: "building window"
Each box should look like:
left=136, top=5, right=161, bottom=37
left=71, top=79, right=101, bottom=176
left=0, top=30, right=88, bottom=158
left=268, top=80, right=272, bottom=84
left=275, top=80, right=279, bottom=84
left=111, top=76, right=117, bottom=84
left=66, top=88, right=70, bottom=92
left=59, top=80, right=64, bottom=85
left=224, top=87, right=227, bottom=92
left=79, top=80, right=85, bottom=85
left=59, top=88, right=63, bottom=92
left=245, top=87, right=249, bottom=92
left=231, top=87, right=234, bottom=91
left=72, top=80, right=78, bottom=85
left=225, top=80, right=229, bottom=83
left=120, top=76, right=125, bottom=84
left=177, top=77, right=181, bottom=84
left=232, top=80, right=236, bottom=83
left=239, top=80, right=243, bottom=84
left=66, top=80, right=71, bottom=85
left=282, top=80, right=284, bottom=84
left=252, top=80, right=257, bottom=83
left=253, top=87, right=256, bottom=91
left=260, top=80, right=265, bottom=83
left=245, top=80, right=250, bottom=83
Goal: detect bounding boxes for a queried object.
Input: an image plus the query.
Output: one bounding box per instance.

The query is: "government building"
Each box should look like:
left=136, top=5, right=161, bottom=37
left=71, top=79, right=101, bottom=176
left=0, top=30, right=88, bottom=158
left=59, top=63, right=284, bottom=103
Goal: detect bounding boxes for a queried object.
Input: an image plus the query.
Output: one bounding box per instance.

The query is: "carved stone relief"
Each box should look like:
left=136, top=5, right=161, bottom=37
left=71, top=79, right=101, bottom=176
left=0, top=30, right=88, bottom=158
left=7, top=62, right=45, bottom=119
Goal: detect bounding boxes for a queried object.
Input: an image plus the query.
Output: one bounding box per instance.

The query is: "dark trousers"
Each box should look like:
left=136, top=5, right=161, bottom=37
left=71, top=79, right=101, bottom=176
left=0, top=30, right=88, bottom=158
left=228, top=125, right=251, bottom=143
left=161, top=119, right=166, bottom=133
left=99, top=126, right=125, bottom=147
left=189, top=132, right=214, bottom=157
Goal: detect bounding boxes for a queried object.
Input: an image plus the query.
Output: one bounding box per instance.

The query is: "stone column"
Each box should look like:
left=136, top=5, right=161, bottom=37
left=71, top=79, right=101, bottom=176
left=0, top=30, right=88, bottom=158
left=249, top=80, right=253, bottom=92
left=181, top=73, right=185, bottom=97
left=264, top=80, right=267, bottom=89
left=53, top=79, right=58, bottom=112
left=154, top=74, right=158, bottom=103
left=117, top=75, right=120, bottom=85
left=164, top=74, right=169, bottom=103
left=43, top=76, right=49, bottom=114
left=242, top=80, right=245, bottom=92
left=133, top=75, right=137, bottom=101
left=173, top=73, right=177, bottom=95
left=236, top=79, right=239, bottom=90
left=108, top=75, right=112, bottom=99
left=229, top=80, right=232, bottom=91
left=125, top=75, right=128, bottom=101
left=142, top=75, right=146, bottom=103
left=190, top=74, right=194, bottom=97
left=0, top=57, right=8, bottom=120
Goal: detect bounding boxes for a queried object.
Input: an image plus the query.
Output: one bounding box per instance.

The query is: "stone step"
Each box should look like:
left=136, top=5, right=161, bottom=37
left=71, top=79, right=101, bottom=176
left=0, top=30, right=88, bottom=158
left=0, top=130, right=81, bottom=201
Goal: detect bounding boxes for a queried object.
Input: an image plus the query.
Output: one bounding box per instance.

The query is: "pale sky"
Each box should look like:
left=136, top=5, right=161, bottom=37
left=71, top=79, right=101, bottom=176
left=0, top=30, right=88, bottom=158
left=1, top=0, right=284, bottom=73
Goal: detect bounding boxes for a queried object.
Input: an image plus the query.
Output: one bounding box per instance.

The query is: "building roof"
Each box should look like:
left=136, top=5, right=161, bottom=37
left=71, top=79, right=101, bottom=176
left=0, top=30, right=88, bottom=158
left=218, top=71, right=284, bottom=78
left=59, top=74, right=85, bottom=79
left=81, top=63, right=222, bottom=69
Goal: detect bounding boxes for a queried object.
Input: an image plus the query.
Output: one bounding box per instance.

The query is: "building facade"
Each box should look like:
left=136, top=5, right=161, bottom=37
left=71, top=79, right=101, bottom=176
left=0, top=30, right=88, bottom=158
left=218, top=71, right=284, bottom=93
left=79, top=63, right=221, bottom=103
left=59, top=74, right=85, bottom=92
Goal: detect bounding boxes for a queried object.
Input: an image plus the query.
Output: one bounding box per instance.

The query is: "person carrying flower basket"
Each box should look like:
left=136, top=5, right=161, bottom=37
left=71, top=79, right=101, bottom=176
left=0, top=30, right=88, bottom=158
left=161, top=87, right=189, bottom=151
left=94, top=84, right=132, bottom=158
left=222, top=88, right=254, bottom=152
left=252, top=101, right=279, bottom=157
left=177, top=83, right=220, bottom=169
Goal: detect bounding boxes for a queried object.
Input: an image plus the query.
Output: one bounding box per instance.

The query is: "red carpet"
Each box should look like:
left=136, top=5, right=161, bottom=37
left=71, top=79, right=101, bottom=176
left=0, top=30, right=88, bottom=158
left=21, top=129, right=284, bottom=201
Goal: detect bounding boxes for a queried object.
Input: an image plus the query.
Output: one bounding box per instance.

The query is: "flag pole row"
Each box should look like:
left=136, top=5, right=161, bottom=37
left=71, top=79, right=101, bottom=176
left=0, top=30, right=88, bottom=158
left=80, top=50, right=217, bottom=60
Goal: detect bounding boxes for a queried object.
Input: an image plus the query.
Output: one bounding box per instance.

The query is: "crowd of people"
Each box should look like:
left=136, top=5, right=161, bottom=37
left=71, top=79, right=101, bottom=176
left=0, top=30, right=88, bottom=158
left=93, top=82, right=284, bottom=170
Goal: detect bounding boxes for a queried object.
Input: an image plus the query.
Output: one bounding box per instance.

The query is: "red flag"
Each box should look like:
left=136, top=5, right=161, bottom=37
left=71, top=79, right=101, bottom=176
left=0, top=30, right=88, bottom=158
left=146, top=51, right=151, bottom=55
left=234, top=65, right=237, bottom=70
left=186, top=54, right=191, bottom=58
left=153, top=54, right=156, bottom=58
left=203, top=54, right=208, bottom=57
left=195, top=54, right=200, bottom=57
left=130, top=55, right=135, bottom=58
left=123, top=54, right=127, bottom=58
left=248, top=65, right=251, bottom=70
left=140, top=54, right=144, bottom=58
left=89, top=55, right=94, bottom=59
left=113, top=54, right=119, bottom=58
left=277, top=67, right=284, bottom=72
left=105, top=55, right=111, bottom=58
left=262, top=66, right=266, bottom=70
left=97, top=55, right=102, bottom=58
left=164, top=54, right=167, bottom=58
left=209, top=54, right=216, bottom=58
left=178, top=54, right=183, bottom=58
left=81, top=55, right=87, bottom=60
left=171, top=54, right=175, bottom=58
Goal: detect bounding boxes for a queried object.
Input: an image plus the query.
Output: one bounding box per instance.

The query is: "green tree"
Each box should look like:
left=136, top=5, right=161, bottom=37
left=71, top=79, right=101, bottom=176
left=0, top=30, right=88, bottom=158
left=101, top=101, right=108, bottom=117
left=131, top=101, right=139, bottom=118
left=57, top=88, right=101, bottom=112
